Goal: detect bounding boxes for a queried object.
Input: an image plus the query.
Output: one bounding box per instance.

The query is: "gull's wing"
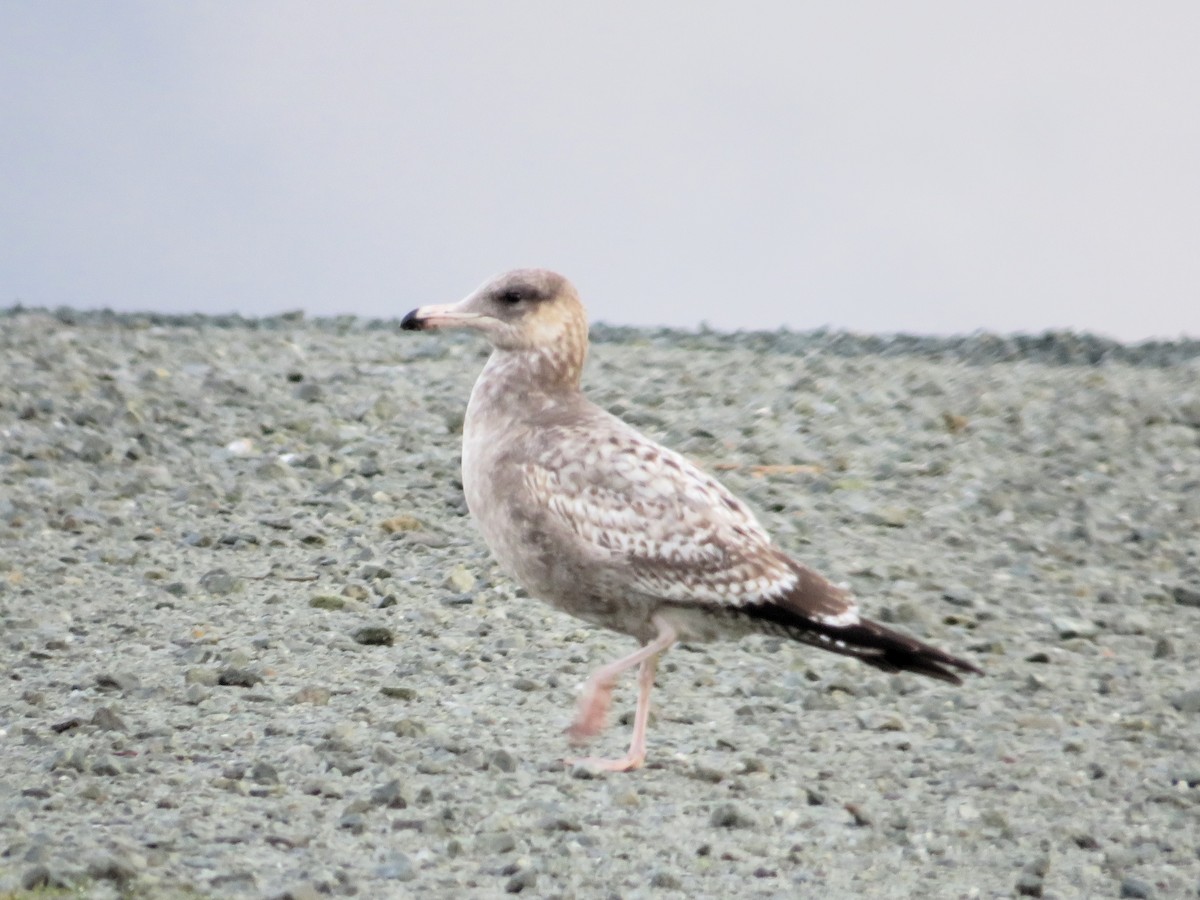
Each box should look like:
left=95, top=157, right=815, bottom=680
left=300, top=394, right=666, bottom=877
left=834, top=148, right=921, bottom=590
left=521, top=415, right=858, bottom=624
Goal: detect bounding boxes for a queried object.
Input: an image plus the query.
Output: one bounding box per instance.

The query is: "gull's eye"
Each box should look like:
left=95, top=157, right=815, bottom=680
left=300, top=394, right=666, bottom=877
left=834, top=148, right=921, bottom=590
left=498, top=288, right=526, bottom=305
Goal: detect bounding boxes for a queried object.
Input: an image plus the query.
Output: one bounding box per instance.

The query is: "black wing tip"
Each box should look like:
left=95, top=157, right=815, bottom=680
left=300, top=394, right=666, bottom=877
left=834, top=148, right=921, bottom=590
left=739, top=601, right=983, bottom=684
left=848, top=618, right=983, bottom=684
left=894, top=653, right=984, bottom=685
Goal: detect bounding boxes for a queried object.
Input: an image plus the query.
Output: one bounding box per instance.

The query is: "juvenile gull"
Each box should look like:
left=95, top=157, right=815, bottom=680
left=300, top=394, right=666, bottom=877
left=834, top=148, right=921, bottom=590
left=401, top=269, right=981, bottom=771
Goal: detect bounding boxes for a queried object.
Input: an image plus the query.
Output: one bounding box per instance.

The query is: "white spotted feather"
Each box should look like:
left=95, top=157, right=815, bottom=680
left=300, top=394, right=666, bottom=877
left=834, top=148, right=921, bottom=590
left=524, top=416, right=796, bottom=602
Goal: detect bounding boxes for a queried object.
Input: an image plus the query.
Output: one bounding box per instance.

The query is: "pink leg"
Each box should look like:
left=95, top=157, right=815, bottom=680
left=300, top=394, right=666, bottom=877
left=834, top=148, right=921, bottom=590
left=565, top=616, right=677, bottom=772
left=564, top=679, right=614, bottom=745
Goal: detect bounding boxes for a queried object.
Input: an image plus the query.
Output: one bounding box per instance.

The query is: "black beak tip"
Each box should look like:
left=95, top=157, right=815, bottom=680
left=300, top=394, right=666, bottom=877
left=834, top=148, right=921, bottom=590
left=399, top=309, right=423, bottom=331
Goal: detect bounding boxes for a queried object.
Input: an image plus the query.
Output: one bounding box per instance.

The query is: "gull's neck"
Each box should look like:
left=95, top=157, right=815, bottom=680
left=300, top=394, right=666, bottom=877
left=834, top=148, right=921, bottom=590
left=467, top=343, right=587, bottom=427
left=485, top=335, right=585, bottom=391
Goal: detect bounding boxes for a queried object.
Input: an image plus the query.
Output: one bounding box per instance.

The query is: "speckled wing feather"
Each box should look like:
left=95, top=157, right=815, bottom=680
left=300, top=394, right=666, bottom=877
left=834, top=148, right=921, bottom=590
left=519, top=409, right=981, bottom=684
left=521, top=411, right=859, bottom=625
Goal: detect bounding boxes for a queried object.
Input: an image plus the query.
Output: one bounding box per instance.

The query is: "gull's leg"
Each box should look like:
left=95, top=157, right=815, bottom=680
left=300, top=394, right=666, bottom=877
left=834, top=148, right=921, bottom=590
left=564, top=677, right=616, bottom=745
left=565, top=616, right=677, bottom=772
left=619, top=651, right=660, bottom=769
left=565, top=616, right=677, bottom=743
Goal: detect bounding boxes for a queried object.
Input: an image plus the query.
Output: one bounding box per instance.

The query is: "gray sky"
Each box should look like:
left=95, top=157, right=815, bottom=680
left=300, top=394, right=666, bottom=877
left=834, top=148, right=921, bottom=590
left=2, top=2, right=1198, bottom=339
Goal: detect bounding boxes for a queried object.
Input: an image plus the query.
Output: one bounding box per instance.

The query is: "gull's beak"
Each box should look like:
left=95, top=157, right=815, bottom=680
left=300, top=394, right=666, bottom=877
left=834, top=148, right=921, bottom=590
left=400, top=302, right=483, bottom=331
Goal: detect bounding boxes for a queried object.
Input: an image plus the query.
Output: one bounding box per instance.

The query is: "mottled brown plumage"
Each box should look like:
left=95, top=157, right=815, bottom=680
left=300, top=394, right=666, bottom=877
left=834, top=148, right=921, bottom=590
left=401, top=268, right=981, bottom=770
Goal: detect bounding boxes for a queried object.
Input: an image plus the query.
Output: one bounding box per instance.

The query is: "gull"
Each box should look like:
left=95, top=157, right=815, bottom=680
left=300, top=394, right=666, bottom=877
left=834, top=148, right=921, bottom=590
left=401, top=269, right=981, bottom=771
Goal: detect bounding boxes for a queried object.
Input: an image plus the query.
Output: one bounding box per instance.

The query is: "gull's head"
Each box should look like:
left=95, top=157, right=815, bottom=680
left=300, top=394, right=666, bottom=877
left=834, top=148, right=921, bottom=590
left=401, top=269, right=588, bottom=357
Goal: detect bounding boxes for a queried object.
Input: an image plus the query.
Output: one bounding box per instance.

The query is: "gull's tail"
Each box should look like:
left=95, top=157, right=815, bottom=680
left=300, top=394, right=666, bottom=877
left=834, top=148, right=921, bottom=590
left=740, top=560, right=983, bottom=683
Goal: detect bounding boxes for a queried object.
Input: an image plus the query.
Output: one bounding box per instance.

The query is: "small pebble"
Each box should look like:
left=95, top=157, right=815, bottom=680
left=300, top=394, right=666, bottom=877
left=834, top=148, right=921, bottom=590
left=1171, top=689, right=1200, bottom=714
left=1172, top=584, right=1200, bottom=607
left=1053, top=617, right=1099, bottom=640
left=217, top=668, right=263, bottom=688
left=650, top=870, right=681, bottom=888
left=352, top=626, right=394, bottom=646
left=710, top=802, right=756, bottom=829
left=1119, top=875, right=1155, bottom=899
left=199, top=569, right=240, bottom=595
left=444, top=564, right=476, bottom=593
left=370, top=780, right=411, bottom=809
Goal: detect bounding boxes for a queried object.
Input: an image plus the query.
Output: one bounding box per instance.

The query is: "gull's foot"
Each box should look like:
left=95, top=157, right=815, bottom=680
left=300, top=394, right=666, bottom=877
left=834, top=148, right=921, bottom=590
left=564, top=685, right=612, bottom=745
left=563, top=753, right=645, bottom=773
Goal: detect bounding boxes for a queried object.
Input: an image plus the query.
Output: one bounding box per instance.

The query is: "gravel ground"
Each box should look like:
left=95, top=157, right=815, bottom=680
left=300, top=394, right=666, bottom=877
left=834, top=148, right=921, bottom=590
left=1, top=307, right=1199, bottom=899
